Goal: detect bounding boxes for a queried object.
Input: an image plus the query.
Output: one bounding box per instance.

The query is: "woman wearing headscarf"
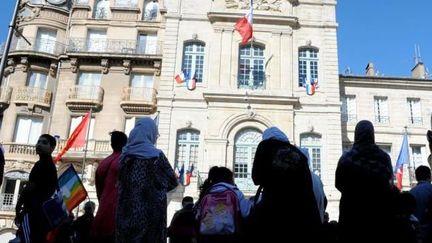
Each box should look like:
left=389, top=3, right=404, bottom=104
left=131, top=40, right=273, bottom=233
left=116, top=118, right=178, bottom=243
left=245, top=127, right=322, bottom=242
left=336, top=120, right=397, bottom=243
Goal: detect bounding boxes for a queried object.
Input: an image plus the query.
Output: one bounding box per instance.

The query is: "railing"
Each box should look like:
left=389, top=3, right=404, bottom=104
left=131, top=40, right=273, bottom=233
left=238, top=77, right=266, bottom=90
left=122, top=87, right=157, bottom=103
left=67, top=38, right=161, bottom=55
left=0, top=86, right=13, bottom=104
left=0, top=193, right=15, bottom=211
left=10, top=37, right=66, bottom=56
left=55, top=139, right=111, bottom=155
left=375, top=115, right=389, bottom=124
left=14, top=87, right=52, bottom=107
left=409, top=117, right=423, bottom=125
left=2, top=143, right=37, bottom=157
left=67, top=85, right=104, bottom=102
left=341, top=114, right=357, bottom=123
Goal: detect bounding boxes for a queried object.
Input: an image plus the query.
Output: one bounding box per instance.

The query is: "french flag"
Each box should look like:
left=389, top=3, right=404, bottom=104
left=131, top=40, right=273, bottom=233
left=186, top=73, right=197, bottom=91
left=174, top=70, right=189, bottom=84
left=235, top=0, right=253, bottom=45
left=395, top=131, right=409, bottom=190
left=184, top=164, right=194, bottom=186
left=306, top=78, right=318, bottom=96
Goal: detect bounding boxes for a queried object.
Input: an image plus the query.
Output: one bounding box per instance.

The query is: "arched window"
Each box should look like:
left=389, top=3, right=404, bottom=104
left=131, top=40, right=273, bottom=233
left=298, top=48, right=318, bottom=87
left=1, top=171, right=29, bottom=211
left=93, top=0, right=109, bottom=19
left=182, top=42, right=205, bottom=83
left=234, top=128, right=261, bottom=191
left=175, top=129, right=200, bottom=173
left=300, top=133, right=322, bottom=177
left=238, top=45, right=265, bottom=89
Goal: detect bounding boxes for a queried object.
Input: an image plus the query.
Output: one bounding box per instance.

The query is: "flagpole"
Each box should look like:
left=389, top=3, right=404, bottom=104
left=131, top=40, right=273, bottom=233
left=75, top=109, right=92, bottom=216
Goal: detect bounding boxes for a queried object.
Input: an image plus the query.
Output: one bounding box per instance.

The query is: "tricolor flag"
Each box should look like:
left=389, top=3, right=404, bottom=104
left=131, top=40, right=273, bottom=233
left=175, top=71, right=189, bottom=84
left=177, top=164, right=185, bottom=185
left=54, top=112, right=90, bottom=162
left=306, top=78, right=318, bottom=96
left=186, top=73, right=197, bottom=91
left=184, top=164, right=194, bottom=186
left=58, top=165, right=88, bottom=212
left=394, top=131, right=409, bottom=190
left=235, top=0, right=253, bottom=45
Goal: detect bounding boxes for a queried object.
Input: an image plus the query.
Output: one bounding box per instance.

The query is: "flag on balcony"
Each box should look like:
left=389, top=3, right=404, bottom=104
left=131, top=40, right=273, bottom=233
left=54, top=112, right=90, bottom=162
left=186, top=73, right=197, bottom=91
left=235, top=0, right=253, bottom=45
left=395, top=130, right=409, bottom=190
left=58, top=165, right=88, bottom=212
left=176, top=164, right=185, bottom=185
left=174, top=71, right=189, bottom=84
left=306, top=78, right=318, bottom=96
left=184, top=164, right=194, bottom=186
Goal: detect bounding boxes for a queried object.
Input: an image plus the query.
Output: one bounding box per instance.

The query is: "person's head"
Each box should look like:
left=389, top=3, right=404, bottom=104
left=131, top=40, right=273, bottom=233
left=262, top=127, right=289, bottom=143
left=208, top=166, right=234, bottom=185
left=36, top=134, right=56, bottom=155
left=83, top=201, right=96, bottom=215
left=110, top=131, right=127, bottom=152
left=128, top=117, right=159, bottom=145
left=354, top=120, right=375, bottom=146
left=182, top=196, right=194, bottom=208
left=415, top=165, right=431, bottom=182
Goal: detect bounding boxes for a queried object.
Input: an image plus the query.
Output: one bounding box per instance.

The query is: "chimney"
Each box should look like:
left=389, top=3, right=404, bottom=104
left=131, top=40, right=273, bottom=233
left=365, top=62, right=375, bottom=76
left=411, top=62, right=426, bottom=79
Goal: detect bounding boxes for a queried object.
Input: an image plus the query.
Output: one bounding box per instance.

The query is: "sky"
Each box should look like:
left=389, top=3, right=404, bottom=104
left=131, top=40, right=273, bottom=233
left=0, top=0, right=431, bottom=77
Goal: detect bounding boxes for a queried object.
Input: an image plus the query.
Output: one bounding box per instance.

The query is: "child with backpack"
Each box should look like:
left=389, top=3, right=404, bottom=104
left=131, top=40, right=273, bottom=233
left=195, top=166, right=252, bottom=243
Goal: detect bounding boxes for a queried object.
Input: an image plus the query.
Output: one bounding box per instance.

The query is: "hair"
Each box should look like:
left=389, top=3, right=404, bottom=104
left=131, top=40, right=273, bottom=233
left=415, top=165, right=431, bottom=181
left=182, top=196, right=194, bottom=207
left=110, top=131, right=128, bottom=152
left=40, top=134, right=57, bottom=149
left=84, top=201, right=96, bottom=214
left=199, top=166, right=234, bottom=200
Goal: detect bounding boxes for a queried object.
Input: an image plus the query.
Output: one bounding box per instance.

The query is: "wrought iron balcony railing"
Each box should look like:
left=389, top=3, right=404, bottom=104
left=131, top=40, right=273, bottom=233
left=409, top=117, right=423, bottom=125
left=14, top=87, right=52, bottom=107
left=0, top=193, right=15, bottom=211
left=67, top=38, right=161, bottom=55
left=10, top=37, right=66, bottom=56
left=66, top=85, right=104, bottom=111
left=375, top=115, right=389, bottom=124
left=120, top=87, right=157, bottom=114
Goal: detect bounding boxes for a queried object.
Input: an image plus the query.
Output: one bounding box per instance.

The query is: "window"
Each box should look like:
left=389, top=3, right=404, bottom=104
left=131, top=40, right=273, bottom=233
left=78, top=72, right=102, bottom=86
left=14, top=116, right=43, bottom=144
left=1, top=171, right=29, bottom=211
left=124, top=117, right=138, bottom=136
left=182, top=42, right=205, bottom=83
left=76, top=72, right=102, bottom=100
left=411, top=145, right=426, bottom=167
left=378, top=144, right=391, bottom=157
left=238, top=45, right=265, bottom=89
left=69, top=116, right=95, bottom=140
left=300, top=133, right=322, bottom=177
left=143, top=0, right=158, bottom=21
left=407, top=98, right=422, bottom=125
left=341, top=95, right=356, bottom=122
left=298, top=48, right=318, bottom=87
left=87, top=29, right=106, bottom=52
left=234, top=128, right=261, bottom=180
left=130, top=74, right=153, bottom=100
left=374, top=96, right=389, bottom=124
left=36, top=29, right=57, bottom=54
left=93, top=0, right=109, bottom=19
left=27, top=71, right=48, bottom=89
left=137, top=33, right=157, bottom=55
left=175, top=130, right=200, bottom=175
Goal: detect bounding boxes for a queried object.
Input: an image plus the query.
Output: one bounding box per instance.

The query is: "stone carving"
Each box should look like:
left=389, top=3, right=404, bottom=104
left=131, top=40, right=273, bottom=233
left=101, top=58, right=109, bottom=74
left=4, top=58, right=15, bottom=75
left=16, top=6, right=41, bottom=23
left=153, top=61, right=161, bottom=76
left=20, top=57, right=29, bottom=72
left=50, top=62, right=58, bottom=77
left=123, top=59, right=131, bottom=75
left=225, top=0, right=286, bottom=12
left=70, top=58, right=78, bottom=73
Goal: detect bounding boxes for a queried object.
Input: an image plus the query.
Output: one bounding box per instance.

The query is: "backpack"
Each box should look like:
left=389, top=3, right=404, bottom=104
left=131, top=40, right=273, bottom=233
left=196, top=184, right=240, bottom=235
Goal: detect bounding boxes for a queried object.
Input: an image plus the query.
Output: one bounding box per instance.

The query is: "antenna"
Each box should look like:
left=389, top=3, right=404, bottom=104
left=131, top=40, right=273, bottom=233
left=344, top=66, right=352, bottom=74
left=414, top=44, right=423, bottom=64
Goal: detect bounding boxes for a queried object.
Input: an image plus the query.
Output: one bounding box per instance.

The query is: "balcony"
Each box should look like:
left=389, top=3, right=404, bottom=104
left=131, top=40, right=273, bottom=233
left=67, top=38, right=161, bottom=57
left=375, top=115, right=389, bottom=124
left=1, top=143, right=38, bottom=162
left=120, top=87, right=157, bottom=114
left=55, top=139, right=111, bottom=159
left=408, top=117, right=423, bottom=125
left=0, top=86, right=12, bottom=110
left=13, top=87, right=52, bottom=108
left=10, top=37, right=65, bottom=57
left=66, top=85, right=104, bottom=112
left=0, top=193, right=15, bottom=211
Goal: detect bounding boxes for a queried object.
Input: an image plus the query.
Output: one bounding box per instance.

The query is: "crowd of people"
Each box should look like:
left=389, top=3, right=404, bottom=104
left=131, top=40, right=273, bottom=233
left=10, top=118, right=432, bottom=243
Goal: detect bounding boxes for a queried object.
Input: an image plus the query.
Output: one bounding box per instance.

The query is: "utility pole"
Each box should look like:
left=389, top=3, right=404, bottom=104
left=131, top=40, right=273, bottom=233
left=0, top=0, right=28, bottom=86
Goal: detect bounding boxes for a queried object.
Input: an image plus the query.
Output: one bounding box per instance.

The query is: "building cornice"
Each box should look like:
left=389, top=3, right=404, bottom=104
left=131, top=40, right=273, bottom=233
left=203, top=92, right=299, bottom=106
left=340, top=75, right=432, bottom=90
left=207, top=11, right=299, bottom=27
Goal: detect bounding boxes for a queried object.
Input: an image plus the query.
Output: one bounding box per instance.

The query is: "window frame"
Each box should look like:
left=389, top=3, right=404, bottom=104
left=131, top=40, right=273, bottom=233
left=238, top=44, right=266, bottom=90
left=300, top=133, right=322, bottom=177
left=182, top=41, right=205, bottom=83
left=374, top=96, right=389, bottom=124
left=298, top=47, right=319, bottom=87
left=407, top=98, right=422, bottom=125
left=175, top=129, right=200, bottom=175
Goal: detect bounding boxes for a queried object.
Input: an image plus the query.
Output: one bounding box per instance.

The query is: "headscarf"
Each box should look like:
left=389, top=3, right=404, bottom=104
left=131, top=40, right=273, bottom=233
left=262, top=127, right=289, bottom=143
left=353, top=120, right=376, bottom=149
left=121, top=117, right=161, bottom=161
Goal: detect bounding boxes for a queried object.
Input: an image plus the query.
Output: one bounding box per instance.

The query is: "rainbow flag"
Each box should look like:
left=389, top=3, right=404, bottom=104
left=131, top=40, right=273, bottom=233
left=58, top=165, right=87, bottom=212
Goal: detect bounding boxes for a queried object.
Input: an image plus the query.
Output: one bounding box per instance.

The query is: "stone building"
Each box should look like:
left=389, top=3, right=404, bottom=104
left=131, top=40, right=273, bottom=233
left=0, top=0, right=431, bottom=240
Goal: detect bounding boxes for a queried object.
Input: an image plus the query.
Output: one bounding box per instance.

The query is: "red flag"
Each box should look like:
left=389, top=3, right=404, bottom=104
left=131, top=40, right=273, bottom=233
left=235, top=0, right=253, bottom=45
left=54, top=112, right=90, bottom=162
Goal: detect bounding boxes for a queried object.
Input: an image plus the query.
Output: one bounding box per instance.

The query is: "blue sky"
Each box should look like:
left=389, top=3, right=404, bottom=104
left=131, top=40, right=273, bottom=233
left=1, top=1, right=431, bottom=77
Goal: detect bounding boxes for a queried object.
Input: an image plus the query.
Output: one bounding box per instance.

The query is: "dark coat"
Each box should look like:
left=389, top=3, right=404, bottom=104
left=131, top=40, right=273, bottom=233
left=245, top=139, right=322, bottom=242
